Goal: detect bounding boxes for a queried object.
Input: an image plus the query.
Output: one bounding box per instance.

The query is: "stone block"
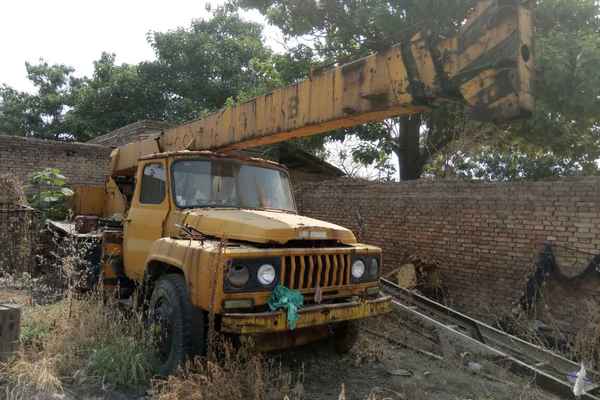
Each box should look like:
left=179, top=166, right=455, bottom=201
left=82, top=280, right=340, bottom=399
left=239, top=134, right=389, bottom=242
left=0, top=305, right=21, bottom=362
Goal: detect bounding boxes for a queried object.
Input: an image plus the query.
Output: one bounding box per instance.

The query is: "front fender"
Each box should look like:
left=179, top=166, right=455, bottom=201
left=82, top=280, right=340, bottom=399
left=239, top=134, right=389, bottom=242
left=145, top=238, right=188, bottom=271
left=144, top=238, right=225, bottom=311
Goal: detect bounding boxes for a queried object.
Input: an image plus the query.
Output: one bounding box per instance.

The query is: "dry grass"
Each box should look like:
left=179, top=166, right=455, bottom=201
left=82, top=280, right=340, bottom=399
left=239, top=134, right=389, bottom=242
left=1, top=356, right=63, bottom=395
left=152, top=338, right=304, bottom=400
left=1, top=232, right=304, bottom=399
left=45, top=295, right=153, bottom=382
left=570, top=302, right=600, bottom=368
left=2, top=287, right=566, bottom=400
left=0, top=292, right=157, bottom=398
left=487, top=292, right=600, bottom=370
left=3, top=232, right=588, bottom=400
left=1, top=287, right=306, bottom=399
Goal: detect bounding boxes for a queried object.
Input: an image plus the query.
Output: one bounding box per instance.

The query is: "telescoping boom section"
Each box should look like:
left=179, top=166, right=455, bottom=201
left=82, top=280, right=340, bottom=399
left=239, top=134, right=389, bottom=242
left=111, top=0, right=534, bottom=175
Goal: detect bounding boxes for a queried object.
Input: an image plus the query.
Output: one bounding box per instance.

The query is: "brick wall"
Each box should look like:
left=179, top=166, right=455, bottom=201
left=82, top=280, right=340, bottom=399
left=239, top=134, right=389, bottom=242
left=295, top=177, right=600, bottom=328
left=0, top=131, right=339, bottom=192
left=288, top=170, right=339, bottom=186
left=0, top=135, right=111, bottom=188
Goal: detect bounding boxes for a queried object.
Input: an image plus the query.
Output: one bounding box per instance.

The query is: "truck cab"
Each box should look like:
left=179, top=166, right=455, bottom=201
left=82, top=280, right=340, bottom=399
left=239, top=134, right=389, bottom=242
left=96, top=150, right=390, bottom=374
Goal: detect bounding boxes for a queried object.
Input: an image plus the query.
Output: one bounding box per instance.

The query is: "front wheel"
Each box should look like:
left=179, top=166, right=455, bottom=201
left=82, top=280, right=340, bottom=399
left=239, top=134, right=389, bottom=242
left=332, top=321, right=360, bottom=354
left=149, top=274, right=204, bottom=376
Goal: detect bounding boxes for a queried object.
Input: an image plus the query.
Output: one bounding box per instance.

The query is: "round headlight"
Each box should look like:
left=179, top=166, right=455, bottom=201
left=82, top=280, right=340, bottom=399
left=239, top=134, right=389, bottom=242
left=369, top=258, right=379, bottom=277
left=351, top=259, right=366, bottom=279
left=227, top=265, right=250, bottom=288
left=257, top=264, right=276, bottom=286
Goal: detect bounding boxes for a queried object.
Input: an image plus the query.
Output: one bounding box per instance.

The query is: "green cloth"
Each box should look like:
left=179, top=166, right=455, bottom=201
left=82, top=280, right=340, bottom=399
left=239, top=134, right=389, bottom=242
left=267, top=285, right=304, bottom=330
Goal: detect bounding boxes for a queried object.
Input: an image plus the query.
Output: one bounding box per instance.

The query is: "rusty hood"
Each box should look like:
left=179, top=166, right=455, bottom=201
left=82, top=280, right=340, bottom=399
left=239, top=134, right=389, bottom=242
left=178, top=208, right=357, bottom=245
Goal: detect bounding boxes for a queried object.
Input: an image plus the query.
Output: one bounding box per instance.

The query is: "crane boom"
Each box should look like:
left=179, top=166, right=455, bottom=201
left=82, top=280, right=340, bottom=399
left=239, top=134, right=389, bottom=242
left=111, top=0, right=534, bottom=175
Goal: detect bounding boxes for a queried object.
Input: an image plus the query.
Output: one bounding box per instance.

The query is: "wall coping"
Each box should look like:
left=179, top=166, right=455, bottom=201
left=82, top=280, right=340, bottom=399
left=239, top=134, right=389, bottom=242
left=0, top=135, right=110, bottom=151
left=295, top=176, right=600, bottom=191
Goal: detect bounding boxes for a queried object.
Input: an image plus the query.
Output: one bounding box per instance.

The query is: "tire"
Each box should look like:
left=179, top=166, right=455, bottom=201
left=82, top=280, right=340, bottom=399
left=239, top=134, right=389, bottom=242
left=149, top=273, right=205, bottom=376
left=333, top=321, right=360, bottom=354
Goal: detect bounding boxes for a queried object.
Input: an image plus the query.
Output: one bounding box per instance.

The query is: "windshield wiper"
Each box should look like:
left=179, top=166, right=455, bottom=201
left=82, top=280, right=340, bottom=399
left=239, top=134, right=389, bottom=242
left=181, top=205, right=241, bottom=210
left=247, top=207, right=296, bottom=214
left=175, top=223, right=208, bottom=240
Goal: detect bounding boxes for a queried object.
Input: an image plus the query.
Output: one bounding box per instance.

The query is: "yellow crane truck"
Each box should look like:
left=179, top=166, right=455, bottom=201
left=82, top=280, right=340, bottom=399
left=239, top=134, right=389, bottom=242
left=56, top=0, right=533, bottom=375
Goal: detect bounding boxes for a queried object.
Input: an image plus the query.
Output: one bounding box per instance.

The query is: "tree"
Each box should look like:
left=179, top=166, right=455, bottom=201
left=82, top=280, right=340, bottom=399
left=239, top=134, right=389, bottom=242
left=0, top=61, right=78, bottom=139
left=427, top=0, right=600, bottom=180
left=1, top=9, right=282, bottom=142
left=237, top=0, right=600, bottom=181
left=236, top=0, right=476, bottom=180
left=0, top=85, right=32, bottom=136
left=141, top=9, right=278, bottom=119
left=67, top=10, right=280, bottom=140
left=235, top=0, right=474, bottom=60
left=63, top=52, right=168, bottom=141
left=328, top=136, right=397, bottom=180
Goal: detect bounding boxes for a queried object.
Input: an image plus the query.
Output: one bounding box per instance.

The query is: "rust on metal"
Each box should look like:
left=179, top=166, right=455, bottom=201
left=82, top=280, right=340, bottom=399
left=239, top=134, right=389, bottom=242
left=221, top=296, right=392, bottom=334
left=110, top=0, right=534, bottom=176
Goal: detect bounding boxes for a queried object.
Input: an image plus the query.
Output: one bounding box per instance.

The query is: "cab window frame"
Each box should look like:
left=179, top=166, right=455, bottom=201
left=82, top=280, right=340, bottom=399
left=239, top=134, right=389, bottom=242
left=170, top=157, right=297, bottom=212
left=139, top=162, right=166, bottom=205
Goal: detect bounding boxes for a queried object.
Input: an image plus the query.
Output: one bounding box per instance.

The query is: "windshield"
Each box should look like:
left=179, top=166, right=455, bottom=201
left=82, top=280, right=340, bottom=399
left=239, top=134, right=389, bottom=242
left=172, top=159, right=296, bottom=212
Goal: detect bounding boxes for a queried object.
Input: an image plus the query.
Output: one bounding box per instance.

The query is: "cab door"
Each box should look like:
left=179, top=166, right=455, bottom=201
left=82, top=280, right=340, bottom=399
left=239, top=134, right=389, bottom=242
left=123, top=160, right=170, bottom=281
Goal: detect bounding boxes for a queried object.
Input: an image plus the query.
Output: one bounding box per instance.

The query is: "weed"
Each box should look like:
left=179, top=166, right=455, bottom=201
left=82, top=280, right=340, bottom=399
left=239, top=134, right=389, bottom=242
left=571, top=302, right=600, bottom=368
left=28, top=168, right=74, bottom=221
left=152, top=338, right=303, bottom=400
left=1, top=292, right=158, bottom=396
left=0, top=355, right=63, bottom=397
left=18, top=303, right=61, bottom=348
left=87, top=336, right=158, bottom=389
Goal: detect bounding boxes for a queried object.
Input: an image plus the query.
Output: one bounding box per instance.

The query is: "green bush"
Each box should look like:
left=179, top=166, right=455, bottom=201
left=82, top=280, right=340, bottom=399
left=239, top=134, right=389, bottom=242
left=87, top=336, right=158, bottom=389
left=20, top=323, right=52, bottom=347
left=28, top=168, right=74, bottom=220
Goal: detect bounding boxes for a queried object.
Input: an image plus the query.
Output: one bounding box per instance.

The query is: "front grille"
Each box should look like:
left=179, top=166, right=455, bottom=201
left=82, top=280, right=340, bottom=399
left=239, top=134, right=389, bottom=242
left=280, top=254, right=351, bottom=290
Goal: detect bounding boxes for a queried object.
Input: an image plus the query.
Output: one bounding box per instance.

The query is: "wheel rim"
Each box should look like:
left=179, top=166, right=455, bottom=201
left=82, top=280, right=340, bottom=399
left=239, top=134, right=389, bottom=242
left=151, top=296, right=174, bottom=363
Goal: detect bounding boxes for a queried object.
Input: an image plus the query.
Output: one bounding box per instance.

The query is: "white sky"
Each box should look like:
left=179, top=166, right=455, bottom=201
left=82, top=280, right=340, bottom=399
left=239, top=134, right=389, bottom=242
left=0, top=0, right=285, bottom=92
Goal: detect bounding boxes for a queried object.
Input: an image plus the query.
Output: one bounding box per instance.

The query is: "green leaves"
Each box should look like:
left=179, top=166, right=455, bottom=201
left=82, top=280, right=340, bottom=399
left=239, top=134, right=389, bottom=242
left=31, top=168, right=66, bottom=186
left=28, top=168, right=74, bottom=220
left=61, top=187, right=74, bottom=197
left=144, top=10, right=276, bottom=116
left=2, top=8, right=280, bottom=142
left=239, top=0, right=600, bottom=181
left=0, top=62, right=76, bottom=140
left=465, top=0, right=600, bottom=180
left=3, top=0, right=599, bottom=182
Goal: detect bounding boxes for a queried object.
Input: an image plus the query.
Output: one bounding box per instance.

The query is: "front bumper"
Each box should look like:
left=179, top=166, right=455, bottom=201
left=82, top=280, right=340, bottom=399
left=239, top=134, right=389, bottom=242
left=221, top=295, right=392, bottom=334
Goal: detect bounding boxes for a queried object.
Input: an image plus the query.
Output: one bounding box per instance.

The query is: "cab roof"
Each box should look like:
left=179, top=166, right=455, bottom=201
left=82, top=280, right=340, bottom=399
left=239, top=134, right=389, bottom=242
left=139, top=150, right=287, bottom=170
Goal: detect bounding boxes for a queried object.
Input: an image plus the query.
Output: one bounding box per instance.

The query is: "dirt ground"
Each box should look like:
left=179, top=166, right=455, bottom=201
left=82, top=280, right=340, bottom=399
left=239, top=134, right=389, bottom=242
left=275, top=315, right=559, bottom=400
left=0, top=284, right=561, bottom=400
left=0, top=286, right=31, bottom=305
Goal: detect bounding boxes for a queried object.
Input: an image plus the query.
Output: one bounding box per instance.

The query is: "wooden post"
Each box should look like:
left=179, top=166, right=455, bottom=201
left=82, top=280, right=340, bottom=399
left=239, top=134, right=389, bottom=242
left=0, top=304, right=21, bottom=362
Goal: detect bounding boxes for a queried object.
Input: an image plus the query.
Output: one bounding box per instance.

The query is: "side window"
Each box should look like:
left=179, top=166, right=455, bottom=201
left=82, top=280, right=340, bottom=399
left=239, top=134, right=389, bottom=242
left=140, top=163, right=166, bottom=204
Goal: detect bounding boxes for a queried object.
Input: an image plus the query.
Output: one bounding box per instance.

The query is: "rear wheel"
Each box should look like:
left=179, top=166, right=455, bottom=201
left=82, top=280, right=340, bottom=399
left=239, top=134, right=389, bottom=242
left=149, top=274, right=204, bottom=376
left=333, top=321, right=360, bottom=354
